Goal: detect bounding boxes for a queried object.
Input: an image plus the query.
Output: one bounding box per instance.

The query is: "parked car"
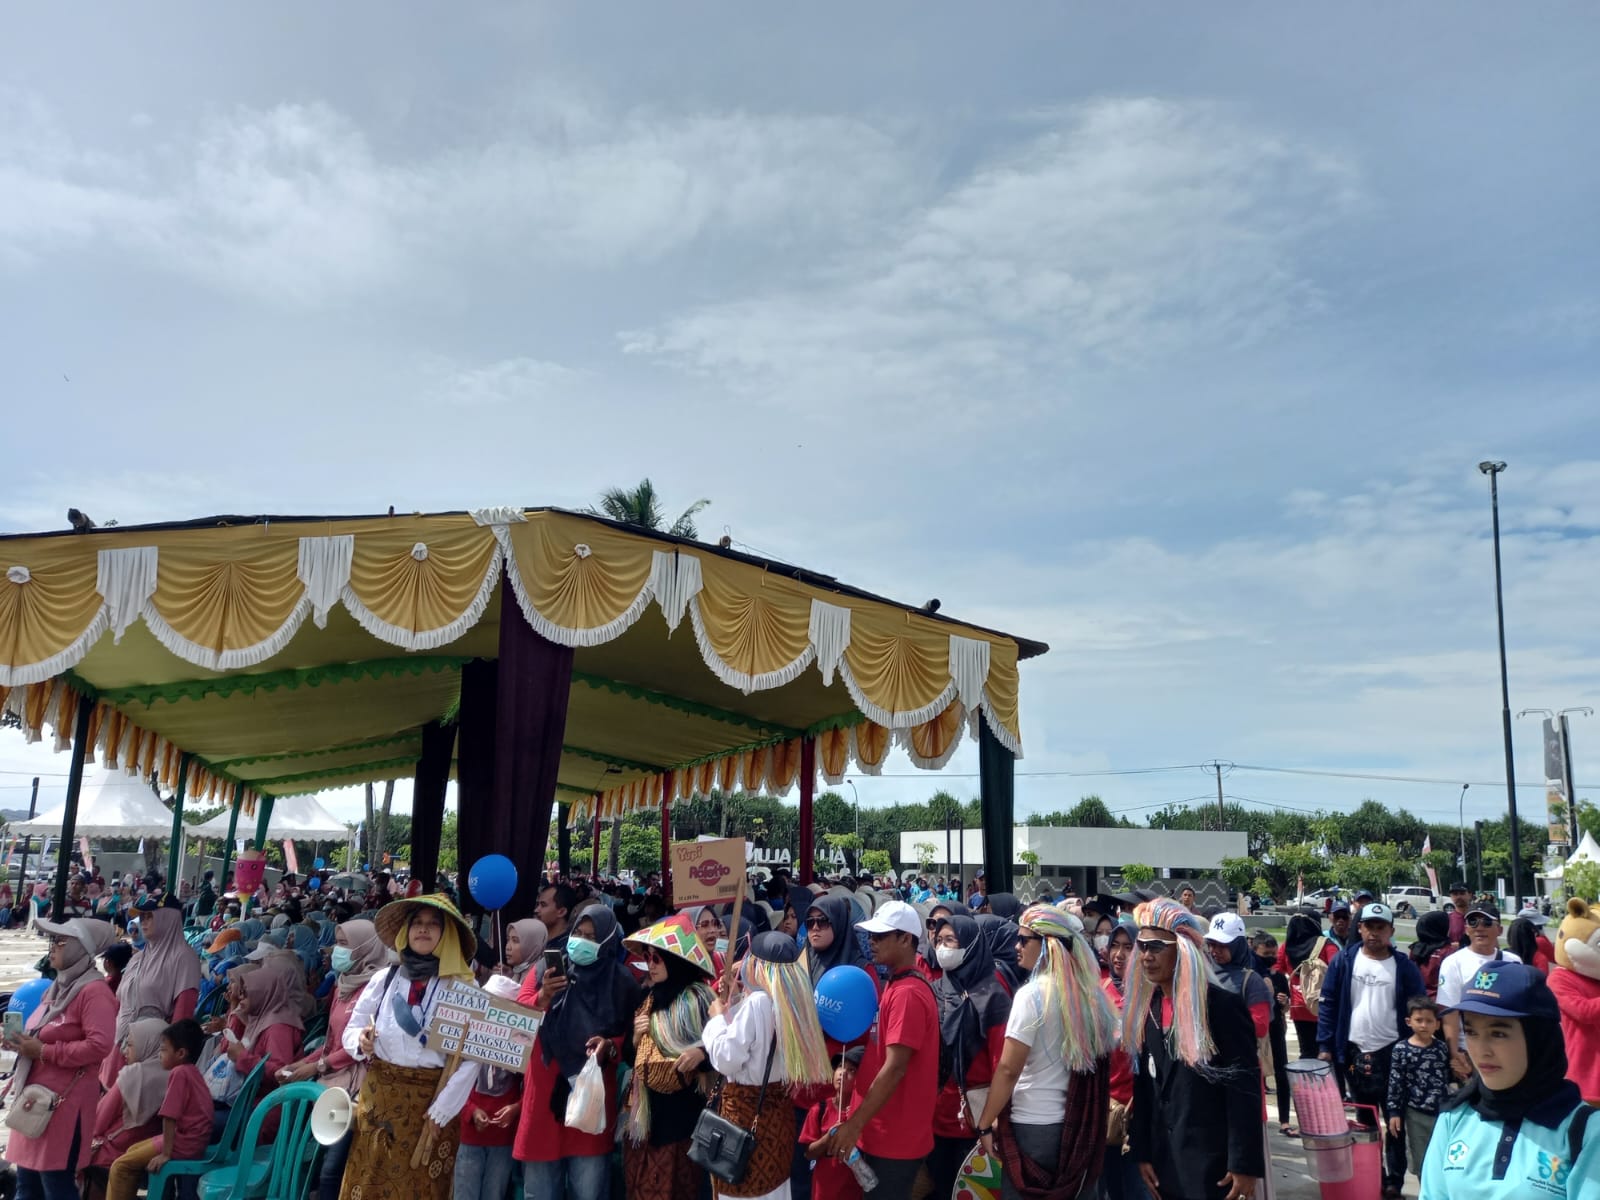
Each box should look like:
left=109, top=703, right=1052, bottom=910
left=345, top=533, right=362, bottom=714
left=1381, top=886, right=1436, bottom=917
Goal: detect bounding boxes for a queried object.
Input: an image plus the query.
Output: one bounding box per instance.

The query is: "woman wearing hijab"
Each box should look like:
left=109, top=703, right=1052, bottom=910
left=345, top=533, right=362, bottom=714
left=1203, top=915, right=1274, bottom=1040
left=99, top=905, right=202, bottom=1091
left=620, top=915, right=718, bottom=1200
left=2, top=917, right=119, bottom=1200
left=802, top=897, right=874, bottom=989
left=1278, top=910, right=1339, bottom=1053
left=976, top=914, right=1024, bottom=993
left=340, top=894, right=480, bottom=1200
left=777, top=885, right=814, bottom=941
left=1506, top=916, right=1552, bottom=974
left=705, top=932, right=834, bottom=1200
left=516, top=904, right=642, bottom=1200
left=927, top=913, right=1013, bottom=1199
left=975, top=905, right=1117, bottom=1200
left=1097, top=918, right=1145, bottom=1200
left=986, top=893, right=1023, bottom=922
left=499, top=917, right=548, bottom=984
left=84, top=1018, right=170, bottom=1200
left=1421, top=962, right=1598, bottom=1198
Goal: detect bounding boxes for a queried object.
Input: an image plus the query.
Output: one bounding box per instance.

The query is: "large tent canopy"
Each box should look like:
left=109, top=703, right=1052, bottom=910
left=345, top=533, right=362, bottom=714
left=191, top=794, right=347, bottom=841
left=12, top=772, right=179, bottom=839
left=0, top=507, right=1043, bottom=908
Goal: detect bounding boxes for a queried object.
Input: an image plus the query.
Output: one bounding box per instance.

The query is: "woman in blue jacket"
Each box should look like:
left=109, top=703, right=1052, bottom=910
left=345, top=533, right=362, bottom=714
left=1422, top=962, right=1598, bottom=1199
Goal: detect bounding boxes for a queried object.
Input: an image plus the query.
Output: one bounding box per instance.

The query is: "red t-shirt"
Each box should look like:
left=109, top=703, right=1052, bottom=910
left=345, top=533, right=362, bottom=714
left=161, top=1065, right=215, bottom=1160
left=800, top=1095, right=862, bottom=1200
left=855, top=971, right=938, bottom=1160
left=932, top=1023, right=1007, bottom=1137
left=1100, top=977, right=1134, bottom=1106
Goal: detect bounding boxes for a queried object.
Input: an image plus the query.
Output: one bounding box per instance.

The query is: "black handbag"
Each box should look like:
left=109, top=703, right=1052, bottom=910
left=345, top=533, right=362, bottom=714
left=686, top=1037, right=777, bottom=1185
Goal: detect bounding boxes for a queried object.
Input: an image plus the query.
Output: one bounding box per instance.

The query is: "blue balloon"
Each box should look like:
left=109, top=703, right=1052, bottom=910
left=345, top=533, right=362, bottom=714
left=312, top=857, right=326, bottom=870
left=469, top=854, right=518, bottom=910
left=307, top=877, right=322, bottom=891
left=814, top=965, right=878, bottom=1042
left=7, top=978, right=51, bottom=1021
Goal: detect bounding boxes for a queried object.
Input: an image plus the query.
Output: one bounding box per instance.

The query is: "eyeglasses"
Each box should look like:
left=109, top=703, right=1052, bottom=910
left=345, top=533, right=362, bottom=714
left=1466, top=915, right=1499, bottom=929
left=1135, top=938, right=1177, bottom=955
left=803, top=917, right=830, bottom=930
left=1015, top=932, right=1042, bottom=946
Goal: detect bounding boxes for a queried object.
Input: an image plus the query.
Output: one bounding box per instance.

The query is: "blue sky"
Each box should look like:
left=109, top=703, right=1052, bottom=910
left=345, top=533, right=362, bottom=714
left=3, top=4, right=1598, bottom=835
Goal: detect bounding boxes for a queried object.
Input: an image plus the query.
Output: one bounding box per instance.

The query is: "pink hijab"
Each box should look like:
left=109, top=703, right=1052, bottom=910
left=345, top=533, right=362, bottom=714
left=241, top=966, right=304, bottom=1046
left=115, top=905, right=203, bottom=1046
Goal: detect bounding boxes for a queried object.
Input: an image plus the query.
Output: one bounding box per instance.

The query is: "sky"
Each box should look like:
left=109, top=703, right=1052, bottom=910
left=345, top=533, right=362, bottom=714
left=3, top=4, right=1599, bottom=843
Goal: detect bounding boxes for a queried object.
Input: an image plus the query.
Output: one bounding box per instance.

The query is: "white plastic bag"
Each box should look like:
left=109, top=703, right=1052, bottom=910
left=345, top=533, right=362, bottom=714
left=563, top=1054, right=608, bottom=1135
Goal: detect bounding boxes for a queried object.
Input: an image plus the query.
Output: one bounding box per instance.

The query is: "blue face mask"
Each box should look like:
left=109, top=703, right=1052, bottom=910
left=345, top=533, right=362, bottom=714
left=567, top=936, right=600, bottom=967
left=330, top=947, right=355, bottom=974
left=714, top=937, right=729, bottom=956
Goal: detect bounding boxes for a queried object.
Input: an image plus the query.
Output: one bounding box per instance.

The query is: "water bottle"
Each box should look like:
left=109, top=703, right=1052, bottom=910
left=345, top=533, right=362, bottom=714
left=842, top=1146, right=878, bottom=1191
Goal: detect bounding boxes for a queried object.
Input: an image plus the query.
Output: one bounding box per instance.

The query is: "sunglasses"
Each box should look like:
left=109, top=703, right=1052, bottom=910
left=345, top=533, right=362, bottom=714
left=1015, top=932, right=1042, bottom=946
left=1466, top=915, right=1500, bottom=929
left=1135, top=938, right=1177, bottom=955
left=803, top=917, right=831, bottom=930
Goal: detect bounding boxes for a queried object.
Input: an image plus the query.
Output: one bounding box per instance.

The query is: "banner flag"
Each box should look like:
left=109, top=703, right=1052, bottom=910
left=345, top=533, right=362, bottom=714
left=282, top=839, right=300, bottom=876
left=1422, top=834, right=1439, bottom=895
left=1545, top=718, right=1571, bottom=845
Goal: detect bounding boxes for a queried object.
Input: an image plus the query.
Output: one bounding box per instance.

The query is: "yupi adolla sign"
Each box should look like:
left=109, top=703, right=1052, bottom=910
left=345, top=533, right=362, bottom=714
left=669, top=837, right=746, bottom=906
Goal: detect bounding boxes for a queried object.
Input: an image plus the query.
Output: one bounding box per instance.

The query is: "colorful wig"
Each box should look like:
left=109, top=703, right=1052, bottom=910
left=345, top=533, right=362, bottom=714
left=740, top=954, right=833, bottom=1089
left=1017, top=904, right=1118, bottom=1072
left=1123, top=898, right=1216, bottom=1068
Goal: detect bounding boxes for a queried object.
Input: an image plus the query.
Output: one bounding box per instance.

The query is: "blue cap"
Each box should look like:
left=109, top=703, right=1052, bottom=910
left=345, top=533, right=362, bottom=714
left=1449, top=961, right=1560, bottom=1021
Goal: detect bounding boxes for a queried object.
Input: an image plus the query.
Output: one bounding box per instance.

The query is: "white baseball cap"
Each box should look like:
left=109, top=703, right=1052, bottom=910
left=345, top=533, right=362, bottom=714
left=855, top=899, right=922, bottom=938
left=1204, top=912, right=1248, bottom=944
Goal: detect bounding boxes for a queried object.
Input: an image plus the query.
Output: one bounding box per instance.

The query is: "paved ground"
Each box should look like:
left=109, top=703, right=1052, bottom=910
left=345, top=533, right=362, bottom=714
left=0, top=928, right=1414, bottom=1197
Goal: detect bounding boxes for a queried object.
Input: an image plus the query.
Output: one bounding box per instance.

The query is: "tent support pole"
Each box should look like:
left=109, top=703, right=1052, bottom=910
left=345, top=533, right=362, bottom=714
left=51, top=698, right=94, bottom=916
left=798, top=738, right=816, bottom=886
left=219, top=782, right=244, bottom=893
left=661, top=776, right=672, bottom=910
left=166, top=753, right=193, bottom=890
left=591, top=810, right=601, bottom=878
left=254, top=795, right=276, bottom=856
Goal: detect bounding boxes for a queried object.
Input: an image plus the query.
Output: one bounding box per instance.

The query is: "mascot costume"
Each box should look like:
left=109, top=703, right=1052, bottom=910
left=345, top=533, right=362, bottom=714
left=1548, top=896, right=1600, bottom=1105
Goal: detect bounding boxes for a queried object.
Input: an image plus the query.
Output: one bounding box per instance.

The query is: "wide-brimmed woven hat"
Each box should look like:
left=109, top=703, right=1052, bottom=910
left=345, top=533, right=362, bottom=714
left=623, top=913, right=715, bottom=977
left=374, top=892, right=477, bottom=960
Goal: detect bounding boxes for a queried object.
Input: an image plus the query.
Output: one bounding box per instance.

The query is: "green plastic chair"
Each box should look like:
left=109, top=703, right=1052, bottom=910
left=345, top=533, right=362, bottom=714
left=300, top=1034, right=324, bottom=1054
left=194, top=985, right=230, bottom=1024
left=195, top=1081, right=326, bottom=1200
left=301, top=1012, right=327, bottom=1044
left=146, top=1059, right=268, bottom=1200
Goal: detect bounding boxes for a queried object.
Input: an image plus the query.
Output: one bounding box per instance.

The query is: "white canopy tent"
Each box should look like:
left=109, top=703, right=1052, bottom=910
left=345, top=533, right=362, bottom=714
left=190, top=794, right=348, bottom=841
left=12, top=774, right=177, bottom=839
left=1546, top=830, right=1600, bottom=881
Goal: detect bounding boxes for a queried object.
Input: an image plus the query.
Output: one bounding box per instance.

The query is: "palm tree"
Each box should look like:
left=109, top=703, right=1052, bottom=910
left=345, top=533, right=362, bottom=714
left=590, top=478, right=711, bottom=539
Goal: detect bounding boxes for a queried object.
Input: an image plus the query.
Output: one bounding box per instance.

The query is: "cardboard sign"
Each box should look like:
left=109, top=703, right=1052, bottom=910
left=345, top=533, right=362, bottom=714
left=422, top=979, right=541, bottom=1071
left=670, top=837, right=745, bottom=906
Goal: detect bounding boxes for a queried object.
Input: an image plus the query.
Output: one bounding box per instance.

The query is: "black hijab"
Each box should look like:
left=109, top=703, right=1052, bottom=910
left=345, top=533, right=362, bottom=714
left=647, top=950, right=707, bottom=1014
left=805, top=897, right=870, bottom=984
left=1446, top=1014, right=1581, bottom=1128
left=974, top=915, right=1022, bottom=991
left=540, top=905, right=643, bottom=1079
left=986, top=893, right=1022, bottom=921
left=1409, top=911, right=1452, bottom=967
left=1285, top=912, right=1324, bottom=969
left=932, top=915, right=1012, bottom=1086
left=918, top=903, right=953, bottom=965
left=1505, top=918, right=1539, bottom=965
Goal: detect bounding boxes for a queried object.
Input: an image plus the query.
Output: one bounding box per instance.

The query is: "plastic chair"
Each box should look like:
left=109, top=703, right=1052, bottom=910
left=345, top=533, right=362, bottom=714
left=195, top=1081, right=326, bottom=1200
left=194, top=985, right=230, bottom=1025
left=146, top=1060, right=268, bottom=1200
left=300, top=1034, right=324, bottom=1054
left=301, top=1013, right=327, bottom=1043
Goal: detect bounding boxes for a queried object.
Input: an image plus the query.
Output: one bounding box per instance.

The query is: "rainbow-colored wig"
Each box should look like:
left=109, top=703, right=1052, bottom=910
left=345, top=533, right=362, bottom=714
left=1123, top=898, right=1215, bottom=1068
left=740, top=954, right=833, bottom=1089
left=1017, top=904, right=1118, bottom=1071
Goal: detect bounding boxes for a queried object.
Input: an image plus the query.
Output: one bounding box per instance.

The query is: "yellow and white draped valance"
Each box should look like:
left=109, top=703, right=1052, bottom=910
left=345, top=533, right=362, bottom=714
left=0, top=510, right=1024, bottom=755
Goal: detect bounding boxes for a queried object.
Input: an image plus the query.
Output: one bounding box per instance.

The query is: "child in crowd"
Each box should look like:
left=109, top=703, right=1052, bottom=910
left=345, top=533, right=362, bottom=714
left=799, top=1047, right=864, bottom=1200
left=1385, top=995, right=1451, bottom=1181
left=105, top=1018, right=213, bottom=1200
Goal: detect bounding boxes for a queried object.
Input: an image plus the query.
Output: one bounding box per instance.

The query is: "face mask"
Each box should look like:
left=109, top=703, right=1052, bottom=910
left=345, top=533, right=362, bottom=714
left=132, top=936, right=146, bottom=950
left=714, top=938, right=729, bottom=956
left=1093, top=935, right=1110, bottom=954
left=935, top=944, right=968, bottom=970
left=330, top=947, right=356, bottom=974
left=567, top=936, right=600, bottom=966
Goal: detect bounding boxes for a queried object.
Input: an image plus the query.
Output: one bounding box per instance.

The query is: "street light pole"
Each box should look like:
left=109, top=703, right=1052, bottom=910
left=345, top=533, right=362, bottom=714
left=1480, top=460, right=1524, bottom=907
left=1457, top=783, right=1469, bottom=874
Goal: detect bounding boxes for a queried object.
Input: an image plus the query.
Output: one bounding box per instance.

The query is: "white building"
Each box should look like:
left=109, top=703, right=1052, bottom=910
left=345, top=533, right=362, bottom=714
left=898, top=825, right=1249, bottom=896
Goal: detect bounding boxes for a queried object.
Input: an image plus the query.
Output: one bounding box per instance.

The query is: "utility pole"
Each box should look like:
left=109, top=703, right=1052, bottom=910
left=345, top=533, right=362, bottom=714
left=1479, top=460, right=1523, bottom=907
left=1474, top=820, right=1485, bottom=895
left=1204, top=761, right=1233, bottom=829
left=1457, top=784, right=1469, bottom=875
left=16, top=776, right=39, bottom=894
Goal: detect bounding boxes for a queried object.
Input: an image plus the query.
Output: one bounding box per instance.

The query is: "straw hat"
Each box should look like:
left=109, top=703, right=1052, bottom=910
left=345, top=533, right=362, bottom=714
left=374, top=893, right=477, bottom=960
left=622, top=914, right=715, bottom=977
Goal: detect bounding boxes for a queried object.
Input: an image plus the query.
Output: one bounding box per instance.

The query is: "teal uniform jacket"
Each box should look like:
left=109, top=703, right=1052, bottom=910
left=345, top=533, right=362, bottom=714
left=1420, top=1097, right=1598, bottom=1199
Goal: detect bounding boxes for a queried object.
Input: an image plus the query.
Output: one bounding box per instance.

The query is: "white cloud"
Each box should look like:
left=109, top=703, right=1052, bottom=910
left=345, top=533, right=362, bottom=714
left=426, top=355, right=585, bottom=408
left=626, top=98, right=1367, bottom=405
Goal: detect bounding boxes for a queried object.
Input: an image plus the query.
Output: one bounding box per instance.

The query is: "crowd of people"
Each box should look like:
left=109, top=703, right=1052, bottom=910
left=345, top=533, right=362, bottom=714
left=0, top=863, right=1595, bottom=1200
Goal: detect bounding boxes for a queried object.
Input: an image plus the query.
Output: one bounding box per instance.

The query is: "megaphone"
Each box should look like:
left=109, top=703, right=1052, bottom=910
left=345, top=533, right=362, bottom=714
left=310, top=1086, right=354, bottom=1146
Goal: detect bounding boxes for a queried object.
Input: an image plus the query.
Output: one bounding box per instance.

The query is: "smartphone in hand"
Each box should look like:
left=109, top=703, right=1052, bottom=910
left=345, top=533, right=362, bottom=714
left=543, top=949, right=565, bottom=977
left=3, top=1011, right=23, bottom=1041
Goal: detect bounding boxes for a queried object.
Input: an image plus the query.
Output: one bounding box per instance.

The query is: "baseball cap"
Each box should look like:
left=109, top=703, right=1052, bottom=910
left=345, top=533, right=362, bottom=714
left=1352, top=889, right=1376, bottom=903
left=1466, top=905, right=1501, bottom=922
left=1357, top=902, right=1395, bottom=925
left=1449, top=881, right=1470, bottom=892
left=1515, top=904, right=1549, bottom=927
left=1330, top=899, right=1352, bottom=915
left=855, top=899, right=922, bottom=937
left=1204, top=912, right=1248, bottom=944
left=1449, top=961, right=1560, bottom=1021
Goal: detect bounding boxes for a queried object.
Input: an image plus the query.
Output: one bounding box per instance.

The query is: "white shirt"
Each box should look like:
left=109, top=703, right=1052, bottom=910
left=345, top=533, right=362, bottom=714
left=341, top=966, right=476, bottom=1123
left=1003, top=979, right=1068, bottom=1125
left=1347, top=952, right=1399, bottom=1054
left=1435, top=945, right=1523, bottom=1049
left=702, top=990, right=779, bottom=1084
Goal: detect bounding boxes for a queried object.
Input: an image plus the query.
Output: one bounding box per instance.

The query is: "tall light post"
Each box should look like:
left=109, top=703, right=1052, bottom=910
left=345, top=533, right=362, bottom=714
left=1480, top=459, right=1524, bottom=907
left=844, top=779, right=859, bottom=838
left=1456, top=783, right=1469, bottom=875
